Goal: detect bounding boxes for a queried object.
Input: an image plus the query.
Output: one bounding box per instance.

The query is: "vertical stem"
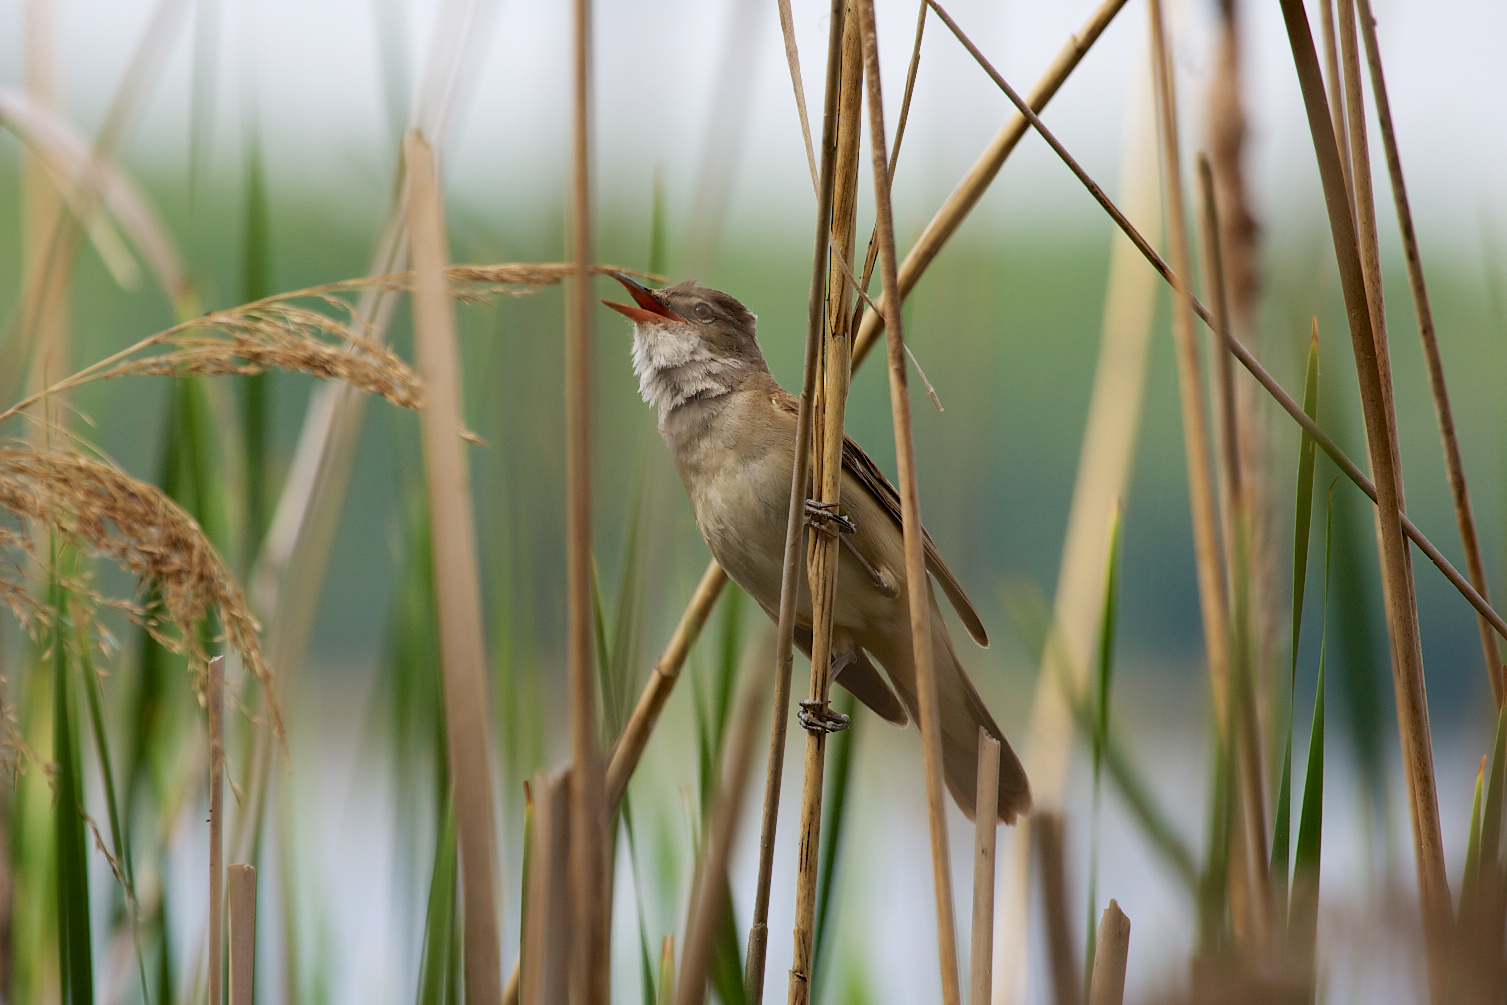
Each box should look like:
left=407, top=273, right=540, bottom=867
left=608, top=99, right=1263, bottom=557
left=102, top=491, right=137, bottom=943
left=1087, top=901, right=1130, bottom=1005
left=568, top=0, right=608, bottom=999
left=1150, top=0, right=1271, bottom=946
left=208, top=654, right=225, bottom=1005
left=1036, top=813, right=1080, bottom=1005
left=787, top=5, right=863, bottom=1001
left=1354, top=0, right=1503, bottom=708
left=855, top=3, right=961, bottom=1002
left=406, top=131, right=504, bottom=1005
left=969, top=731, right=1001, bottom=1005
left=227, top=864, right=256, bottom=1005
left=744, top=0, right=847, bottom=997
left=1276, top=0, right=1449, bottom=995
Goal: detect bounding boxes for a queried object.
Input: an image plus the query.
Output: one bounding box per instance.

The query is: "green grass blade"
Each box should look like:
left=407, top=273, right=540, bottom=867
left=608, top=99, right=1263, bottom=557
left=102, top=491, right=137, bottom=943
left=1290, top=485, right=1334, bottom=961
left=1459, top=759, right=1487, bottom=928
left=657, top=935, right=675, bottom=1005
left=1480, top=703, right=1507, bottom=874
left=51, top=573, right=95, bottom=1005
left=1274, top=326, right=1321, bottom=905
left=607, top=481, right=648, bottom=743
left=415, top=800, right=458, bottom=1005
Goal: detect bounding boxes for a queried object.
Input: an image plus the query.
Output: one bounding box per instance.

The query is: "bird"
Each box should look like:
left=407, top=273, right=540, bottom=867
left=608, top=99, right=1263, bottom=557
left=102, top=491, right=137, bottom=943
left=603, top=273, right=1030, bottom=824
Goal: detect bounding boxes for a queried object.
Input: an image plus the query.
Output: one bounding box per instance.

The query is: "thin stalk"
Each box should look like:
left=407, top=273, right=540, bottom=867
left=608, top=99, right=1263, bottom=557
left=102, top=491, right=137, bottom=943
left=856, top=2, right=961, bottom=1001
left=1355, top=0, right=1503, bottom=708
left=969, top=731, right=1001, bottom=1005
left=1317, top=0, right=1353, bottom=212
left=1279, top=0, right=1450, bottom=994
left=922, top=0, right=1507, bottom=649
left=405, top=131, right=503, bottom=1005
left=787, top=3, right=862, bottom=999
left=209, top=653, right=225, bottom=1005
left=743, top=0, right=846, bottom=996
left=1036, top=813, right=1080, bottom=1005
left=851, top=0, right=1131, bottom=366
left=568, top=0, right=609, bottom=998
left=227, top=864, right=255, bottom=1005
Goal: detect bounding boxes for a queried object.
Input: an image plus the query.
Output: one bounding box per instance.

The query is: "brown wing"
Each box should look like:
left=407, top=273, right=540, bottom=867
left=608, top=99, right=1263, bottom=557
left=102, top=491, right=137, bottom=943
left=767, top=389, right=990, bottom=647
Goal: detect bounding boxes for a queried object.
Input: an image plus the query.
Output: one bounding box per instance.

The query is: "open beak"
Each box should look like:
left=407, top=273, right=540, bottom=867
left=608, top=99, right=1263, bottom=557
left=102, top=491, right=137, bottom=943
left=602, top=273, right=684, bottom=325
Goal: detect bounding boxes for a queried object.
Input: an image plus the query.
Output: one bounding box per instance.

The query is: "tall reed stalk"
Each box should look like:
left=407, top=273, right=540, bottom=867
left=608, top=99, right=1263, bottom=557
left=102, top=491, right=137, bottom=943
left=857, top=1, right=961, bottom=999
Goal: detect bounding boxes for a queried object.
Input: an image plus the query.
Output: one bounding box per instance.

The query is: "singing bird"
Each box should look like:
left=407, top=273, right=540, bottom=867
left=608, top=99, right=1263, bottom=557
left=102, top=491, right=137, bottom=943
left=604, top=274, right=1030, bottom=823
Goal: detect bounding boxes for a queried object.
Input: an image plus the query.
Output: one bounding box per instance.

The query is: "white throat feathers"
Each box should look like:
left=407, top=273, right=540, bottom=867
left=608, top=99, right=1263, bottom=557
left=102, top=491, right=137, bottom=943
left=630, top=320, right=744, bottom=424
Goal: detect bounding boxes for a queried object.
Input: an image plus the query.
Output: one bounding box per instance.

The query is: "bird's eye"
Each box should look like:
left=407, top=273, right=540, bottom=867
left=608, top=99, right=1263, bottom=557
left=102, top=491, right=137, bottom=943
left=693, top=303, right=713, bottom=321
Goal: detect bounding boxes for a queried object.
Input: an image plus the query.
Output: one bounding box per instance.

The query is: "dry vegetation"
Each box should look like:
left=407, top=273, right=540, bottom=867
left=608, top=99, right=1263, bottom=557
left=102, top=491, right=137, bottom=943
left=1, top=0, right=1505, bottom=1004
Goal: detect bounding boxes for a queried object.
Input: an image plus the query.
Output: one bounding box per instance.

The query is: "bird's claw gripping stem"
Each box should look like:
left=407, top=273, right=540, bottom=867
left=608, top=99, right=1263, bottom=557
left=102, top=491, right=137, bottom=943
left=804, top=499, right=856, bottom=537
left=797, top=699, right=851, bottom=733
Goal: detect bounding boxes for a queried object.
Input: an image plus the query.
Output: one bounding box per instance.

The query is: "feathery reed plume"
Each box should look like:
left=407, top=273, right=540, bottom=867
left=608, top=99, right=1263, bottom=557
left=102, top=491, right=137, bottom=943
left=0, top=445, right=277, bottom=736
left=970, top=730, right=1001, bottom=1005
left=1354, top=0, right=1503, bottom=707
left=858, top=2, right=962, bottom=1002
left=1278, top=0, right=1450, bottom=994
left=1087, top=901, right=1130, bottom=1005
left=226, top=864, right=255, bottom=1005
left=743, top=0, right=846, bottom=996
left=406, top=131, right=503, bottom=1005
left=787, top=4, right=863, bottom=1000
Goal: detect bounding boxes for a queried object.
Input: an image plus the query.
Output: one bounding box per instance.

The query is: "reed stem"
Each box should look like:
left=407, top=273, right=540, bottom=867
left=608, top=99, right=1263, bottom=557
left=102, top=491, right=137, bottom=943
left=208, top=654, right=225, bottom=1005
left=857, top=1, right=961, bottom=1000
left=969, top=730, right=1001, bottom=1005
left=227, top=864, right=256, bottom=1005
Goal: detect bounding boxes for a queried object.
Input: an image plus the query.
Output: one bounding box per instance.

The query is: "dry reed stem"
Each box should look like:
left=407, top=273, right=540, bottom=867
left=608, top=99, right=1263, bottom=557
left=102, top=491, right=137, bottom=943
left=774, top=0, right=819, bottom=193
left=1318, top=0, right=1354, bottom=213
left=1150, top=0, right=1273, bottom=948
left=523, top=772, right=572, bottom=1005
left=924, top=0, right=1507, bottom=651
left=606, top=563, right=728, bottom=808
left=405, top=131, right=503, bottom=1005
left=227, top=864, right=255, bottom=1005
left=1354, top=0, right=1502, bottom=708
left=787, top=6, right=863, bottom=1001
left=1278, top=0, right=1450, bottom=994
left=208, top=654, right=225, bottom=1005
left=1087, top=900, right=1130, bottom=1005
left=857, top=3, right=962, bottom=1002
left=851, top=0, right=1131, bottom=367
left=0, top=445, right=276, bottom=731
left=743, top=0, right=846, bottom=996
left=970, top=730, right=1001, bottom=1005
left=1008, top=46, right=1161, bottom=1005
left=676, top=648, right=770, bottom=1005
left=1035, top=812, right=1080, bottom=1005
left=567, top=3, right=609, bottom=999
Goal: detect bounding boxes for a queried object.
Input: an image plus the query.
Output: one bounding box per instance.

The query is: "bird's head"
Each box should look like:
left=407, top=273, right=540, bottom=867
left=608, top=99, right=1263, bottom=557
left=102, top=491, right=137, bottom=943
left=604, top=274, right=767, bottom=418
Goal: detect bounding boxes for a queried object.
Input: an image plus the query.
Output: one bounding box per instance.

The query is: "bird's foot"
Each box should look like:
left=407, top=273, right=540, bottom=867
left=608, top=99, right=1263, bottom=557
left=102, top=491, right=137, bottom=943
left=797, top=699, right=851, bottom=733
left=803, top=499, right=856, bottom=537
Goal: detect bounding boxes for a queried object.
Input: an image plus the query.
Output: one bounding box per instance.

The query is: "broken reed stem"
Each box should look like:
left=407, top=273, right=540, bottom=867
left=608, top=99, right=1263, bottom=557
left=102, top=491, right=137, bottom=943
left=969, top=730, right=1001, bottom=1005
left=677, top=656, right=770, bottom=1005
left=856, top=3, right=961, bottom=1003
left=1087, top=900, right=1130, bottom=1005
left=1036, top=813, right=1081, bottom=1005
left=744, top=0, right=847, bottom=996
left=208, top=654, right=225, bottom=1005
left=924, top=0, right=1507, bottom=650
left=852, top=0, right=1131, bottom=366
left=405, top=131, right=503, bottom=1005
left=787, top=6, right=863, bottom=1001
left=1277, top=0, right=1450, bottom=994
left=1355, top=0, right=1503, bottom=708
left=227, top=864, right=256, bottom=1005
left=522, top=772, right=573, bottom=1005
